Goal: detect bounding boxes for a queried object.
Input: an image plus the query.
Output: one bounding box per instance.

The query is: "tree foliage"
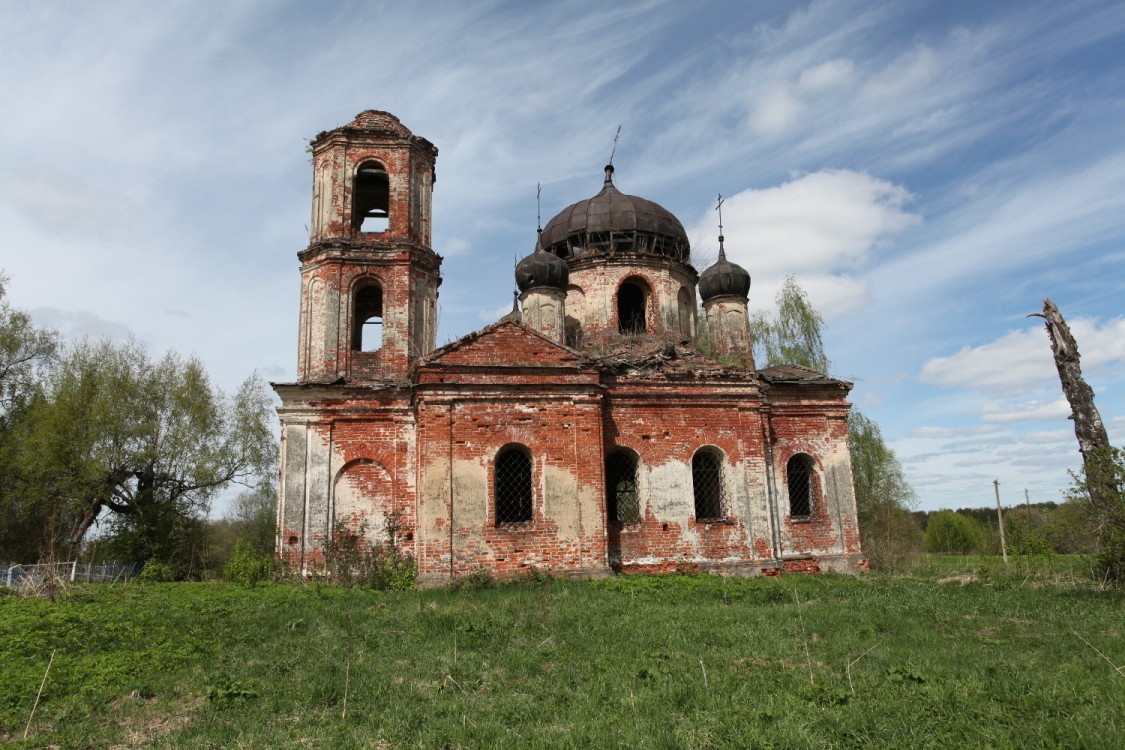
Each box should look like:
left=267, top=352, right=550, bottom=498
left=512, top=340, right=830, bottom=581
left=17, top=338, right=275, bottom=567
left=848, top=410, right=922, bottom=568
left=0, top=275, right=57, bottom=421
left=924, top=510, right=983, bottom=554
left=1066, top=445, right=1125, bottom=582
left=0, top=276, right=59, bottom=561
left=226, top=479, right=279, bottom=557
left=749, top=274, right=830, bottom=373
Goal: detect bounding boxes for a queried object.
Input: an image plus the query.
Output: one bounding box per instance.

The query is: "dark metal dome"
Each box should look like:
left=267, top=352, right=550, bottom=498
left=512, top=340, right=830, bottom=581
left=698, top=240, right=751, bottom=301
left=539, top=165, right=691, bottom=261
left=516, top=246, right=570, bottom=292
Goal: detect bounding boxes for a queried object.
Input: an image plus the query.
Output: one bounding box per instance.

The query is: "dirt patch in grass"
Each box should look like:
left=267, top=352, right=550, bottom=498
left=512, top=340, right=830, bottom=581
left=109, top=692, right=201, bottom=749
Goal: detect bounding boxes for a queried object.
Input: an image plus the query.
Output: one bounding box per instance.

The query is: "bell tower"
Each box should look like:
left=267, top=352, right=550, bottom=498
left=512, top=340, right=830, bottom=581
left=296, top=110, right=441, bottom=382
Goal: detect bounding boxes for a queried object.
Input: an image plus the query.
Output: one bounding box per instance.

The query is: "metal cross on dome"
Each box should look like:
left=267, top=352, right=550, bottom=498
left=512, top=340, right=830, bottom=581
left=608, top=125, right=622, bottom=166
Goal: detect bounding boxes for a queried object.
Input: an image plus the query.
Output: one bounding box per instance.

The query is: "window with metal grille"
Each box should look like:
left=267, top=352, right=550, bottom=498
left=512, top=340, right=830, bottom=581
left=787, top=453, right=815, bottom=518
left=495, top=445, right=533, bottom=525
left=606, top=450, right=640, bottom=524
left=692, top=448, right=725, bottom=521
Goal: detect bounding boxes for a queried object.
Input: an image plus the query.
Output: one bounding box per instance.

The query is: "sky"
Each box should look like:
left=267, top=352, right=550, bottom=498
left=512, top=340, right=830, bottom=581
left=1, top=0, right=1123, bottom=514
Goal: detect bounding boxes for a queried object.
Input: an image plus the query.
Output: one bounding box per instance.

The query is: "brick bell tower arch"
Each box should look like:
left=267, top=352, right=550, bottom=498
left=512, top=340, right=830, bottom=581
left=297, top=110, right=441, bottom=383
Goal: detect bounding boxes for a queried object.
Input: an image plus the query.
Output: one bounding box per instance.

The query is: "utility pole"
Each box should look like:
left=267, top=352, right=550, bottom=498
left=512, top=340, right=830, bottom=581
left=994, top=479, right=1009, bottom=564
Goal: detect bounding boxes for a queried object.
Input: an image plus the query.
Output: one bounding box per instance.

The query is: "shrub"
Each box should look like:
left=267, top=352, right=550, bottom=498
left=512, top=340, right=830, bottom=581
left=225, top=539, right=274, bottom=586
left=924, top=510, right=982, bottom=554
left=326, top=517, right=417, bottom=591
left=137, top=559, right=175, bottom=583
left=1066, top=445, right=1125, bottom=583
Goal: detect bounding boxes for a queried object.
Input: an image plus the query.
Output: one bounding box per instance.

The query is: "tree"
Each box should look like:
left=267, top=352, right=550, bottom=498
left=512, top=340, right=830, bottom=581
left=0, top=274, right=56, bottom=420
left=749, top=274, right=830, bottom=373
left=225, top=476, right=278, bottom=557
left=0, top=275, right=59, bottom=561
left=21, top=338, right=275, bottom=567
left=1031, top=298, right=1123, bottom=582
left=848, top=411, right=922, bottom=569
left=924, top=510, right=982, bottom=555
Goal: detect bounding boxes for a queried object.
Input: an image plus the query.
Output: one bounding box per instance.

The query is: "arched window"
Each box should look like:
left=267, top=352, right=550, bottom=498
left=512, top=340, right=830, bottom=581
left=351, top=282, right=383, bottom=351
left=786, top=453, right=816, bottom=519
left=692, top=448, right=724, bottom=521
left=617, top=279, right=647, bottom=334
left=353, top=161, right=389, bottom=233
left=495, top=445, right=533, bottom=524
left=605, top=449, right=640, bottom=524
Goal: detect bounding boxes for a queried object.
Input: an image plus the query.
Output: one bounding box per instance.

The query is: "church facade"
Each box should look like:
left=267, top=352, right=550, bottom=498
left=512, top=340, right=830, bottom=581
left=274, top=111, right=865, bottom=583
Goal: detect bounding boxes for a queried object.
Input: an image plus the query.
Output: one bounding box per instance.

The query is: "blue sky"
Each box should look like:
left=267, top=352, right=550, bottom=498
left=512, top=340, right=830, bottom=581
left=1, top=0, right=1123, bottom=513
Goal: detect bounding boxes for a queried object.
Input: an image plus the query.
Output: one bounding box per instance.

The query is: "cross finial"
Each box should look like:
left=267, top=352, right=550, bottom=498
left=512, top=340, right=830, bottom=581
left=536, top=182, right=543, bottom=250
left=715, top=193, right=726, bottom=259
left=609, top=125, right=622, bottom=166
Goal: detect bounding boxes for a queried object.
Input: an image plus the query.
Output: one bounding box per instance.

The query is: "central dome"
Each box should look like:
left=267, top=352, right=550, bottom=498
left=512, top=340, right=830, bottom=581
left=539, top=165, right=691, bottom=262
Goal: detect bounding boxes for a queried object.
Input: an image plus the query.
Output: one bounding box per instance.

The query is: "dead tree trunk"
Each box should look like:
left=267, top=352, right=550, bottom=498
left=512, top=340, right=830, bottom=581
left=1031, top=298, right=1112, bottom=506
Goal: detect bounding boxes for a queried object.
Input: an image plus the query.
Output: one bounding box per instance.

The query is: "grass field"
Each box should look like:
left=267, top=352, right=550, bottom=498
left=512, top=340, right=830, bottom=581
left=1, top=565, right=1121, bottom=749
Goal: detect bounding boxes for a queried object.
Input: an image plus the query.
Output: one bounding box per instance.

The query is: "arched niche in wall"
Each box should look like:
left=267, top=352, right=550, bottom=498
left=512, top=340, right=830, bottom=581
left=333, top=458, right=395, bottom=547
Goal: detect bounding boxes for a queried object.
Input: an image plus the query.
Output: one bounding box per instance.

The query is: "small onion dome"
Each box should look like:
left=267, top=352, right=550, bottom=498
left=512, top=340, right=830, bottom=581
left=698, top=240, right=751, bottom=301
left=516, top=247, right=570, bottom=292
left=538, top=165, right=690, bottom=261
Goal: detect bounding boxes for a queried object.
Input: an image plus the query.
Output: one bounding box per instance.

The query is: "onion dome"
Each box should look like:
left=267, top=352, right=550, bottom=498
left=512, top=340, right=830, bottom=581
left=516, top=245, right=570, bottom=292
left=698, top=236, right=751, bottom=302
left=538, top=165, right=690, bottom=261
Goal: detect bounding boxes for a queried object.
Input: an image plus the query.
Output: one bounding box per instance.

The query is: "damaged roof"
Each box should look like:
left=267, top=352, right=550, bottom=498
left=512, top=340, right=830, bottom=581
left=758, top=363, right=852, bottom=388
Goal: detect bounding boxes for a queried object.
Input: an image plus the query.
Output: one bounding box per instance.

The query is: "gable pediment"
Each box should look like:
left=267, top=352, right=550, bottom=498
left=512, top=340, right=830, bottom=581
left=421, top=319, right=586, bottom=370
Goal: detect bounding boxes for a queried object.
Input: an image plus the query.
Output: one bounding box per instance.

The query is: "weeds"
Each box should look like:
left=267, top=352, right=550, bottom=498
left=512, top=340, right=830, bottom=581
left=322, top=514, right=417, bottom=591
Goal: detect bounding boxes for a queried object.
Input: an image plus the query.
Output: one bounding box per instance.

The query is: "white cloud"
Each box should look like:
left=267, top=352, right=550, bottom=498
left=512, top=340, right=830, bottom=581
left=711, top=169, right=918, bottom=275
left=797, top=58, right=855, bottom=93
left=918, top=317, right=1125, bottom=395
left=1022, top=429, right=1073, bottom=445
left=746, top=59, right=855, bottom=138
left=442, top=237, right=471, bottom=257
left=748, top=83, right=803, bottom=137
left=979, top=398, right=1070, bottom=424
left=860, top=45, right=938, bottom=100
left=689, top=169, right=918, bottom=318
left=0, top=167, right=136, bottom=244
left=907, top=425, right=999, bottom=439
left=30, top=307, right=138, bottom=345
left=919, top=327, right=1054, bottom=394
left=893, top=418, right=1082, bottom=509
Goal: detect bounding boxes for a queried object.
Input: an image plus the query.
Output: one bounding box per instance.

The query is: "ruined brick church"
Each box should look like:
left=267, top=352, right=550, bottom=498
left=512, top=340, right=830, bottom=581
left=274, top=111, right=864, bottom=583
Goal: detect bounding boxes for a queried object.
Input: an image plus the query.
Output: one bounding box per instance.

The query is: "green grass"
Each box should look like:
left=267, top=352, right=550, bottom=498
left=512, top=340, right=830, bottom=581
left=912, top=553, right=1097, bottom=578
left=1, top=571, right=1122, bottom=749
